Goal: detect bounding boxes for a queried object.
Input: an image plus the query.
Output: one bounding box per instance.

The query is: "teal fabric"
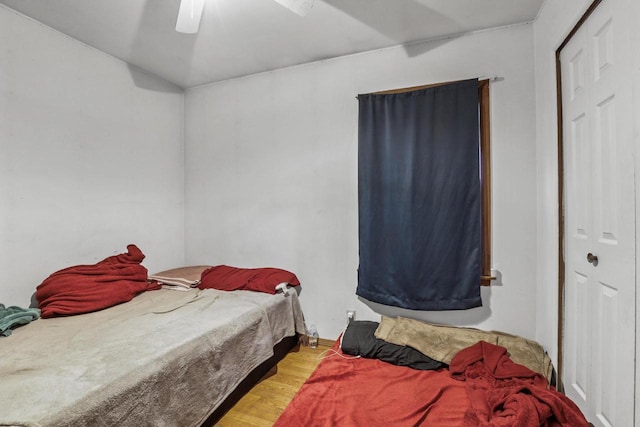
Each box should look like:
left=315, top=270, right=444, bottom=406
left=0, top=304, right=41, bottom=337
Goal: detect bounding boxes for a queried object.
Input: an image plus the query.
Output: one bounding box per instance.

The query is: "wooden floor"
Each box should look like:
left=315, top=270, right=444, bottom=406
left=215, top=341, right=332, bottom=426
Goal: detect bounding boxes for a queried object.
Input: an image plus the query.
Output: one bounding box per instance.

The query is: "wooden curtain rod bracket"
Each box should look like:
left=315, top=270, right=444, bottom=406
left=480, top=275, right=496, bottom=287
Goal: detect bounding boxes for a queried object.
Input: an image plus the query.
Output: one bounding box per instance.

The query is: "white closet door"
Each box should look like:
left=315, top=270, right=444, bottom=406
left=561, top=1, right=635, bottom=426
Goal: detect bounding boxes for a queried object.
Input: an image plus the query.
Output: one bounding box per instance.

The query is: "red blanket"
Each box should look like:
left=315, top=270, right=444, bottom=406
left=449, top=341, right=589, bottom=427
left=36, top=244, right=160, bottom=318
left=198, top=265, right=300, bottom=294
left=275, top=341, right=470, bottom=426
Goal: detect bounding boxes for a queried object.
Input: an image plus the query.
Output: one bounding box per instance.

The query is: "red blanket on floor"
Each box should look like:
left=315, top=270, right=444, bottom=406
left=449, top=341, right=589, bottom=427
left=275, top=341, right=470, bottom=426
left=36, top=244, right=160, bottom=318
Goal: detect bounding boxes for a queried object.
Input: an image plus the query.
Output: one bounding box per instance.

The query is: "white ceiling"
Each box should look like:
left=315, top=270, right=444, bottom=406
left=1, top=0, right=545, bottom=89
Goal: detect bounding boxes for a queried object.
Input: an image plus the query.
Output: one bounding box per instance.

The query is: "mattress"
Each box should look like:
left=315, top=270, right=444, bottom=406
left=0, top=288, right=305, bottom=427
left=275, top=339, right=589, bottom=427
left=275, top=341, right=470, bottom=426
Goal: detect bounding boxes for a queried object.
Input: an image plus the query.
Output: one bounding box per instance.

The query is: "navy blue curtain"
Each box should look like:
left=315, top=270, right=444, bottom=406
left=356, top=79, right=482, bottom=310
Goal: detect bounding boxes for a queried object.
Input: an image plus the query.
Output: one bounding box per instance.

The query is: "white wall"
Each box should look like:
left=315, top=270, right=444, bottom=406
left=634, top=1, right=640, bottom=423
left=532, top=0, right=593, bottom=367
left=185, top=24, right=539, bottom=342
left=0, top=6, right=185, bottom=307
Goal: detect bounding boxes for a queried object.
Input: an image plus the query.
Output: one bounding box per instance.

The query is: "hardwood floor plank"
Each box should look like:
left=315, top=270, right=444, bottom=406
left=215, top=342, right=332, bottom=426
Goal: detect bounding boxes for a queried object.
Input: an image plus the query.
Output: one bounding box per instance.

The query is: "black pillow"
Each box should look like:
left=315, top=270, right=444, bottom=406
left=340, top=320, right=444, bottom=370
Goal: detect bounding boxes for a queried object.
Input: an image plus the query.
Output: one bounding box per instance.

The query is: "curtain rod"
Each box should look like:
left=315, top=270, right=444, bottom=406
left=480, top=76, right=503, bottom=82
left=356, top=76, right=503, bottom=99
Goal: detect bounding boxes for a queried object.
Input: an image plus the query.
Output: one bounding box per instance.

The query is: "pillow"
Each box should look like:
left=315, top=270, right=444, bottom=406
left=341, top=320, right=444, bottom=370
left=149, top=265, right=211, bottom=290
left=198, top=265, right=300, bottom=294
left=375, top=316, right=554, bottom=382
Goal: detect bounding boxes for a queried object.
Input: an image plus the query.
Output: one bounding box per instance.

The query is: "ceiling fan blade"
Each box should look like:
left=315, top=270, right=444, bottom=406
left=272, top=0, right=315, bottom=17
left=176, top=0, right=206, bottom=34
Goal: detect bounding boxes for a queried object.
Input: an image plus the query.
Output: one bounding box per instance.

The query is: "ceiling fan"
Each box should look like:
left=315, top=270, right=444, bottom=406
left=176, top=0, right=315, bottom=34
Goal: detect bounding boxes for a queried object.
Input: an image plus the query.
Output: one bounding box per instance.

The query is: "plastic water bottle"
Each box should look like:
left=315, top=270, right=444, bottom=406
left=308, top=324, right=319, bottom=349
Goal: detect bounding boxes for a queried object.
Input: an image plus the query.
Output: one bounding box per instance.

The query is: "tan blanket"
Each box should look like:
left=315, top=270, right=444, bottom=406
left=375, top=316, right=553, bottom=383
left=0, top=288, right=305, bottom=427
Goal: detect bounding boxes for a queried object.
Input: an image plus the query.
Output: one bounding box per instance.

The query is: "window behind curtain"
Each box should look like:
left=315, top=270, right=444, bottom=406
left=356, top=78, right=482, bottom=311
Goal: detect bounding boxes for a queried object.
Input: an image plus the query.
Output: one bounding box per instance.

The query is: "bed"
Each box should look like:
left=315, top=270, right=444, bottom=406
left=275, top=318, right=590, bottom=427
left=0, top=281, right=305, bottom=426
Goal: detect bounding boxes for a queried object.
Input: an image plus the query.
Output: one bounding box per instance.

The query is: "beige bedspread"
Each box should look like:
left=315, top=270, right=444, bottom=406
left=0, top=288, right=305, bottom=427
left=375, top=316, right=553, bottom=383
